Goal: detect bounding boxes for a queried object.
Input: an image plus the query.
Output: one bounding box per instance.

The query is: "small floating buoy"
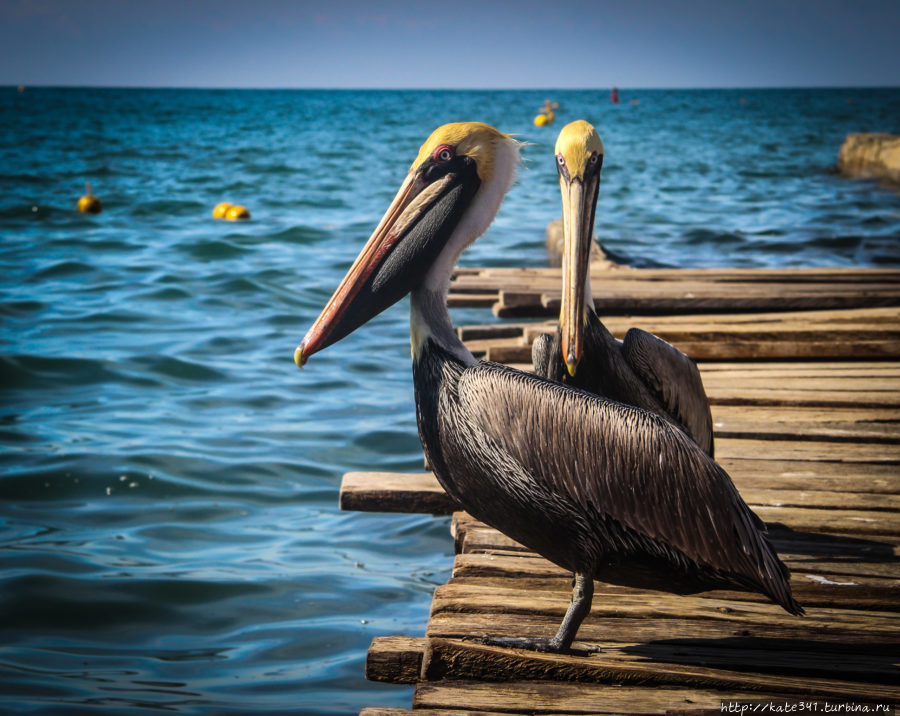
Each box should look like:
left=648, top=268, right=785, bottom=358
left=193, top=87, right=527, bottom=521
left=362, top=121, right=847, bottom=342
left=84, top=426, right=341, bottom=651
left=212, top=202, right=233, bottom=219
left=77, top=182, right=102, bottom=214
left=225, top=205, right=250, bottom=221
left=611, top=87, right=619, bottom=104
left=535, top=100, right=558, bottom=126
left=17, top=85, right=25, bottom=93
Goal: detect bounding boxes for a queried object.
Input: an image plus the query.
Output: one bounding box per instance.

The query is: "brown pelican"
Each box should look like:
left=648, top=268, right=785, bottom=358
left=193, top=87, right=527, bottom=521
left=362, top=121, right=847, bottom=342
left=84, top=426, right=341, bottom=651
left=533, top=120, right=715, bottom=456
left=295, top=122, right=802, bottom=653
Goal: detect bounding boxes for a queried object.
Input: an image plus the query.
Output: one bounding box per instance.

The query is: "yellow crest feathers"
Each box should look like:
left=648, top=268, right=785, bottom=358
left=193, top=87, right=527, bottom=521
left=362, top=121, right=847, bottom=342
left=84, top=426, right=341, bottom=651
left=555, top=120, right=604, bottom=179
left=411, top=122, right=511, bottom=184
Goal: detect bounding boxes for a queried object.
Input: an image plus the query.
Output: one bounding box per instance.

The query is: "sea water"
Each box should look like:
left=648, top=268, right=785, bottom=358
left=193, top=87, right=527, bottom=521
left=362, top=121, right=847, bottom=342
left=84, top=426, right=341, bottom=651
left=1, top=87, right=899, bottom=714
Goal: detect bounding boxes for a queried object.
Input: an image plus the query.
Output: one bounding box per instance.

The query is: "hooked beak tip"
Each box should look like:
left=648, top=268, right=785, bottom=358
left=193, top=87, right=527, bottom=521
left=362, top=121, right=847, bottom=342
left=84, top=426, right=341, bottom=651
left=566, top=353, right=579, bottom=377
left=294, top=344, right=307, bottom=369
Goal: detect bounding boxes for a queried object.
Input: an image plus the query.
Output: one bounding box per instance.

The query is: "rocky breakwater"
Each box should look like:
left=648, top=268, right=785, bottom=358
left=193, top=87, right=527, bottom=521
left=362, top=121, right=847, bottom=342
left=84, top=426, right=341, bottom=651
left=838, top=133, right=900, bottom=187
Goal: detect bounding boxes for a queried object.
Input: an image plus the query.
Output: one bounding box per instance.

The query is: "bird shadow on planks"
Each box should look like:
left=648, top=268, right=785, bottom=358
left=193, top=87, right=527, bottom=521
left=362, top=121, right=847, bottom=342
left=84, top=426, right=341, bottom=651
left=765, top=523, right=898, bottom=562
left=620, top=636, right=898, bottom=679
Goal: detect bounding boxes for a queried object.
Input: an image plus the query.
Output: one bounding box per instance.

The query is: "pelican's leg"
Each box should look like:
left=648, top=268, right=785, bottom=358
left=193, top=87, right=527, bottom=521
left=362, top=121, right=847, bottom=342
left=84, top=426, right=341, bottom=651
left=548, top=572, right=594, bottom=651
left=475, top=573, right=596, bottom=654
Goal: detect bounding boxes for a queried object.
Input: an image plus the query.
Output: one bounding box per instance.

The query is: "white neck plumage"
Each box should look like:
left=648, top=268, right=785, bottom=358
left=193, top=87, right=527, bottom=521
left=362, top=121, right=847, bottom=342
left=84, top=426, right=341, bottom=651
left=410, top=135, right=520, bottom=366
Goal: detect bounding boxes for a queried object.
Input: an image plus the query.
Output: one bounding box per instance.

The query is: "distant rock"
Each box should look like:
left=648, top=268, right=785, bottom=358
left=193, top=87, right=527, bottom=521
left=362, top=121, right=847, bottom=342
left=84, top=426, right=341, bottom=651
left=838, top=133, right=900, bottom=187
left=545, top=219, right=620, bottom=269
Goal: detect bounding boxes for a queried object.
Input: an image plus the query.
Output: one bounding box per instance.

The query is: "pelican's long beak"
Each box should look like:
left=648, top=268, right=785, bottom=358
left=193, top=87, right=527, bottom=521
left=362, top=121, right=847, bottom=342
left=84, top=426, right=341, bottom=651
left=295, top=155, right=480, bottom=368
left=559, top=173, right=598, bottom=376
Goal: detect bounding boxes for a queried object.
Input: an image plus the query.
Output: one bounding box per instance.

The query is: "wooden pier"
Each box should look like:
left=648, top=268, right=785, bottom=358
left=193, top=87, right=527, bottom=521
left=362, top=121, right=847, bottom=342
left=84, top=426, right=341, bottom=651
left=342, top=259, right=900, bottom=715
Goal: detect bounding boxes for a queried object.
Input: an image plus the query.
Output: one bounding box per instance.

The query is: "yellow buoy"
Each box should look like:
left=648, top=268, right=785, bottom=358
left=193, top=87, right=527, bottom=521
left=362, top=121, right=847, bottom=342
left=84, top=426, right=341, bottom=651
left=534, top=114, right=550, bottom=127
left=78, top=182, right=102, bottom=214
left=225, top=205, right=250, bottom=221
left=212, top=202, right=233, bottom=219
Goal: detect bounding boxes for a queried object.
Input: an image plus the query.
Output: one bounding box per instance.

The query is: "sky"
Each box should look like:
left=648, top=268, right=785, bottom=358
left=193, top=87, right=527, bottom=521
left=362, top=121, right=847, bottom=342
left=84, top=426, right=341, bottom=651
left=1, top=0, right=899, bottom=89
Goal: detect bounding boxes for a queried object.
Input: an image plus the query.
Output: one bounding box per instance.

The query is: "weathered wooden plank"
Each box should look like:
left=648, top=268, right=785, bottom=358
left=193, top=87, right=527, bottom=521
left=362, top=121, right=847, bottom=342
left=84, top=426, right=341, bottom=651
left=461, top=512, right=900, bottom=553
left=517, top=309, right=900, bottom=340
left=413, top=680, right=896, bottom=715
left=464, top=307, right=900, bottom=359
left=367, top=636, right=899, bottom=690
left=707, top=386, right=900, bottom=407
left=448, top=551, right=900, bottom=612
left=450, top=542, right=900, bottom=580
left=701, top=375, right=900, bottom=393
left=445, top=572, right=899, bottom=614
left=717, top=458, right=899, bottom=492
left=455, top=549, right=900, bottom=597
left=340, top=472, right=457, bottom=514
left=485, top=276, right=900, bottom=296
left=469, top=337, right=900, bottom=364
left=429, top=583, right=899, bottom=632
left=417, top=639, right=898, bottom=698
left=478, top=339, right=900, bottom=362
left=366, top=636, right=424, bottom=684
left=446, top=293, right=498, bottom=308
left=457, top=521, right=900, bottom=563
left=734, top=487, right=899, bottom=511
left=710, top=406, right=900, bottom=444
left=495, top=292, right=900, bottom=318
left=339, top=466, right=900, bottom=517
left=450, top=266, right=900, bottom=285
left=456, top=275, right=900, bottom=298
left=455, top=518, right=900, bottom=563
left=426, top=609, right=898, bottom=650
left=461, top=322, right=900, bottom=349
left=700, top=360, right=900, bottom=374
left=714, top=437, right=900, bottom=463
left=454, top=502, right=900, bottom=546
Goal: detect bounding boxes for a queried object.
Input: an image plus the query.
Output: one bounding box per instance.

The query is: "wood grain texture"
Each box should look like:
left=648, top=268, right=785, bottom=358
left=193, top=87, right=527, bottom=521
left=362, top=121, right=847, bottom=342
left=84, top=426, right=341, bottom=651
left=417, top=638, right=897, bottom=697
left=413, top=680, right=897, bottom=715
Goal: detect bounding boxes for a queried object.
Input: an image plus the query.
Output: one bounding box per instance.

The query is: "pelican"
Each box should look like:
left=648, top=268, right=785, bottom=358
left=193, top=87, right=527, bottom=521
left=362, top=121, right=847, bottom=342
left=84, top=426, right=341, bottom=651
left=295, top=122, right=802, bottom=653
left=533, top=120, right=714, bottom=456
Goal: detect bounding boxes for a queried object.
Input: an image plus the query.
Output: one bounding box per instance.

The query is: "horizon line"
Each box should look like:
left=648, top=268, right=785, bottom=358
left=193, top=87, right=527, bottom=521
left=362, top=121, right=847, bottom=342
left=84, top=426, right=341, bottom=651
left=6, top=84, right=899, bottom=92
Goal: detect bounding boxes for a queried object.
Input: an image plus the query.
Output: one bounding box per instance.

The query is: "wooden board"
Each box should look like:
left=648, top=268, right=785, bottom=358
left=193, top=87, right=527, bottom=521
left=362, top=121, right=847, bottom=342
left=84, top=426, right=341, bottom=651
left=338, top=467, right=900, bottom=518
left=413, top=680, right=898, bottom=715
left=447, top=266, right=900, bottom=319
left=425, top=610, right=898, bottom=651
left=340, top=471, right=457, bottom=514
left=367, top=637, right=899, bottom=696
left=461, top=308, right=900, bottom=361
left=454, top=515, right=900, bottom=562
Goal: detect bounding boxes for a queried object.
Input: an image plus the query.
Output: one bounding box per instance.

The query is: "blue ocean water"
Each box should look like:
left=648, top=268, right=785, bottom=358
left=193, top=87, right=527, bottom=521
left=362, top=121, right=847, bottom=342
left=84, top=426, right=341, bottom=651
left=1, top=87, right=898, bottom=715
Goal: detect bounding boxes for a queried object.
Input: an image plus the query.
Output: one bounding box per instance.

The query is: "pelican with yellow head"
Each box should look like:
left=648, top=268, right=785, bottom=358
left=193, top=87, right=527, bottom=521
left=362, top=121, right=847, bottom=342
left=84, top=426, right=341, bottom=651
left=533, top=119, right=715, bottom=456
left=295, top=121, right=800, bottom=653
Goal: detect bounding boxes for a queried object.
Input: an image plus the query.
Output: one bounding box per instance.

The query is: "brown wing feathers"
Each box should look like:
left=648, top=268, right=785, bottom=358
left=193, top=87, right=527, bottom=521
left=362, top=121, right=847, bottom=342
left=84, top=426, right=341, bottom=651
left=455, top=361, right=802, bottom=615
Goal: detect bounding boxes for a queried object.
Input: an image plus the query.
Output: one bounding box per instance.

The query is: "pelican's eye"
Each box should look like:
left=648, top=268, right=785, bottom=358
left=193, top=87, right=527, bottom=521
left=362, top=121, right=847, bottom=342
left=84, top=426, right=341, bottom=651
left=557, top=154, right=566, bottom=166
left=433, top=145, right=455, bottom=163
left=589, top=153, right=599, bottom=165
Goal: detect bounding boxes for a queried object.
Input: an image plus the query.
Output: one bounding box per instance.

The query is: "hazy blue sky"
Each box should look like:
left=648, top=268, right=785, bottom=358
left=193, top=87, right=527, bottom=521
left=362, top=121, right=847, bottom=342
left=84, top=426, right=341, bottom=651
left=2, top=0, right=898, bottom=88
